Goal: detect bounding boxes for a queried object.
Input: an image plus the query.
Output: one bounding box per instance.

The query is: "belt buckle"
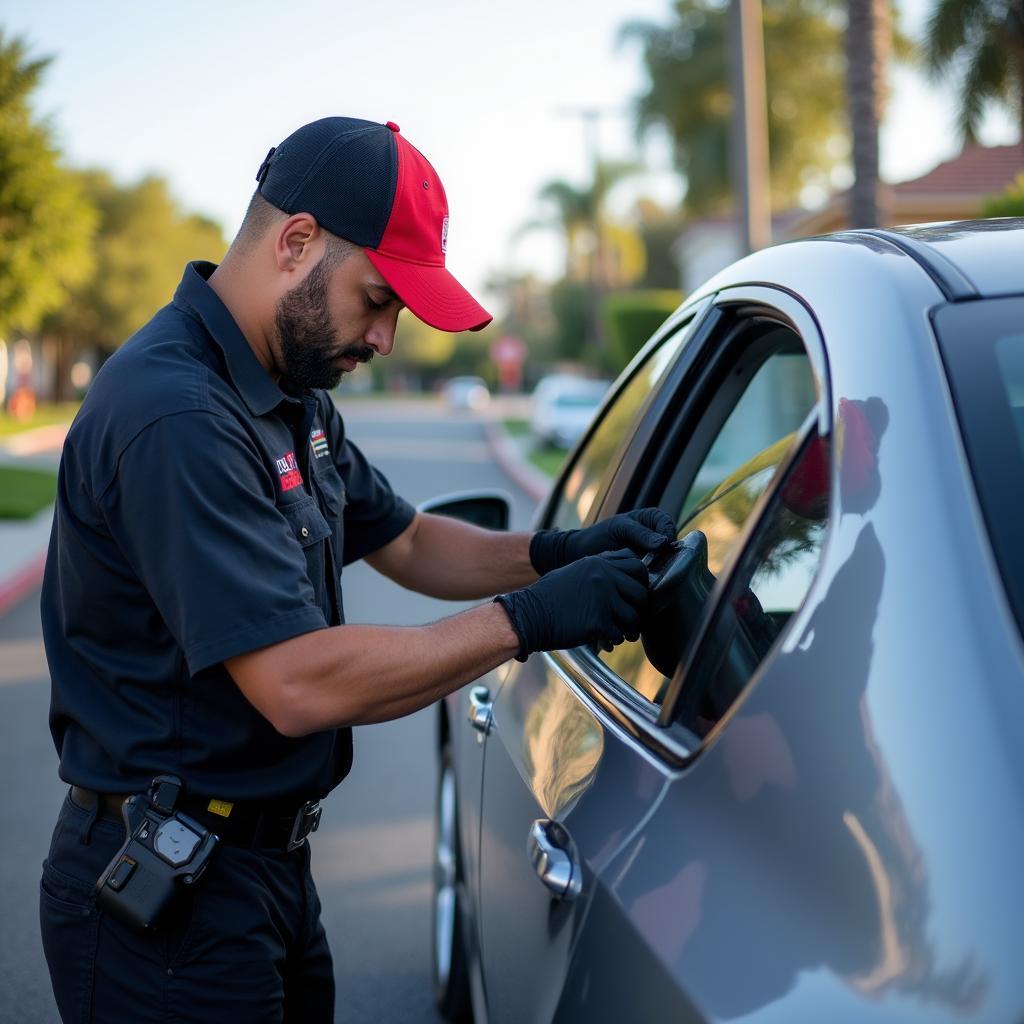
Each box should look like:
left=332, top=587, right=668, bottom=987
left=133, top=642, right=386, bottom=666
left=287, top=800, right=322, bottom=852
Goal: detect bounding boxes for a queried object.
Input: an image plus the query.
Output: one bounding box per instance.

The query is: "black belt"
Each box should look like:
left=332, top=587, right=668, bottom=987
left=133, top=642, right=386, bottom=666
left=70, top=786, right=322, bottom=853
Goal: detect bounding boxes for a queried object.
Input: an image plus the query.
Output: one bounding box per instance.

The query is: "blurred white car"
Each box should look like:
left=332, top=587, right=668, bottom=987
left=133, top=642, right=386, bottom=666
left=531, top=375, right=610, bottom=449
left=442, top=376, right=490, bottom=411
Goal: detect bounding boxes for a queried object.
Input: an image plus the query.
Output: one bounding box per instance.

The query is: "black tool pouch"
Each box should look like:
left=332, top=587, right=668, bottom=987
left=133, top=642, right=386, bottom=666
left=95, top=775, right=219, bottom=933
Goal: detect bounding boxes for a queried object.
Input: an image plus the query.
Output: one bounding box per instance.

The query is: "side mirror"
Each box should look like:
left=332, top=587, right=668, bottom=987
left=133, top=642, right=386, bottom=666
left=418, top=489, right=513, bottom=532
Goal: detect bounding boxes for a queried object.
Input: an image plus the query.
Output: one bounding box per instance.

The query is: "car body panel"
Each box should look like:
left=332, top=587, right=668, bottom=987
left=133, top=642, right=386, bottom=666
left=892, top=218, right=1024, bottom=298
left=476, top=652, right=683, bottom=1023
left=440, top=221, right=1024, bottom=1023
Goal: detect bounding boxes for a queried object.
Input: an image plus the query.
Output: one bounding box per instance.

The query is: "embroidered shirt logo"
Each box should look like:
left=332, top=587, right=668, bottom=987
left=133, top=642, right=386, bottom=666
left=275, top=451, right=303, bottom=491
left=310, top=428, right=330, bottom=460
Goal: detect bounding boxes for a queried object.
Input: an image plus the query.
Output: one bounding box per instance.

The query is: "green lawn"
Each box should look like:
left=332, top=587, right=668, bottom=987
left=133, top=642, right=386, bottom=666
left=0, top=402, right=80, bottom=440
left=502, top=418, right=531, bottom=437
left=501, top=419, right=567, bottom=478
left=528, top=448, right=567, bottom=478
left=0, top=466, right=58, bottom=519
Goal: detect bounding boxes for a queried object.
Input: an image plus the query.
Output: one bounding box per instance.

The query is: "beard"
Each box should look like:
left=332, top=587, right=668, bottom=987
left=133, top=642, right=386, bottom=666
left=274, top=255, right=374, bottom=391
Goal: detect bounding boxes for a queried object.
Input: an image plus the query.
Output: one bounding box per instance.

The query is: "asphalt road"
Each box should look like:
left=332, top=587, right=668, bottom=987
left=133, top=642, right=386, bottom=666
left=0, top=398, right=539, bottom=1024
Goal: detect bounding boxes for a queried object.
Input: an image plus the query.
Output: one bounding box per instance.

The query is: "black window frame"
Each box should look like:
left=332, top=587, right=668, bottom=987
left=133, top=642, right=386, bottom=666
left=547, top=286, right=833, bottom=763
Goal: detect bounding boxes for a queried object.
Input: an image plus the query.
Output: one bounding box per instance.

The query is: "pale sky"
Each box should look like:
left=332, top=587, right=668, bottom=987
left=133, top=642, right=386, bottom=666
left=3, top=0, right=1017, bottom=309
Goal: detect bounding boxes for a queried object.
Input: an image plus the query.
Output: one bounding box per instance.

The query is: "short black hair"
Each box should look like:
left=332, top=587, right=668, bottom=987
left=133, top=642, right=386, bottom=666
left=229, top=191, right=359, bottom=267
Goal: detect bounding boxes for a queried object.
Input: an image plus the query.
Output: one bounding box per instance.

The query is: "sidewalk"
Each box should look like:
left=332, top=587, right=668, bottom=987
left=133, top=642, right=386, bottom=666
left=481, top=416, right=552, bottom=504
left=0, top=505, right=52, bottom=615
left=0, top=423, right=66, bottom=614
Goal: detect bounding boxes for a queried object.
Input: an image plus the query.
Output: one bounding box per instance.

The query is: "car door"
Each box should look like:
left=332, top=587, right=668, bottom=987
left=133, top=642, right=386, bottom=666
left=473, top=288, right=834, bottom=1023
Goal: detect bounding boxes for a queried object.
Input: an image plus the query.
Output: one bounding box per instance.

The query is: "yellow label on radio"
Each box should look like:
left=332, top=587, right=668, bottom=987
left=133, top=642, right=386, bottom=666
left=207, top=799, right=234, bottom=817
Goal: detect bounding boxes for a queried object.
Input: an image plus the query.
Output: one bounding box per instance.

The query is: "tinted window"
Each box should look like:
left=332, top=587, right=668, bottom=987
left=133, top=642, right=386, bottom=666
left=934, top=298, right=1024, bottom=637
left=598, top=343, right=817, bottom=705
left=674, top=435, right=830, bottom=736
left=550, top=331, right=686, bottom=530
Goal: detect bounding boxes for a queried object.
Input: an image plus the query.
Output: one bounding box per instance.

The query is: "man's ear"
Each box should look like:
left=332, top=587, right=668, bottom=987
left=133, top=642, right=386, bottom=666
left=274, top=213, right=321, bottom=271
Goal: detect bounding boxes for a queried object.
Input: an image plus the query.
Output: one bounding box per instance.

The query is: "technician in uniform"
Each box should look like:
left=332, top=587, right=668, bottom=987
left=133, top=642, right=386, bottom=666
left=39, top=117, right=675, bottom=1023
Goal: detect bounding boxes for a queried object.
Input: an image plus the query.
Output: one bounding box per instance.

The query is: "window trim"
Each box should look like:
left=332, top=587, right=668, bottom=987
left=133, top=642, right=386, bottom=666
left=575, top=287, right=833, bottom=748
left=545, top=648, right=700, bottom=768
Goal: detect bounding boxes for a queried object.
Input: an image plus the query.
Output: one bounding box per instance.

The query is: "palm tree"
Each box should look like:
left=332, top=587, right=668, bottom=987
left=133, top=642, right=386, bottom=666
left=846, top=0, right=893, bottom=226
left=924, top=0, right=1024, bottom=143
left=519, top=161, right=644, bottom=354
left=527, top=160, right=642, bottom=282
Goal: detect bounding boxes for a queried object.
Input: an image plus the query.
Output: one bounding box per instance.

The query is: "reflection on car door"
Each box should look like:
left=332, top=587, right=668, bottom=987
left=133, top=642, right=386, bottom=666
left=475, top=655, right=698, bottom=1023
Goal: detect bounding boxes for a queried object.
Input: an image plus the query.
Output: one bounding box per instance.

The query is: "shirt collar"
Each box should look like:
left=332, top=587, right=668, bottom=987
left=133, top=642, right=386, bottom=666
left=172, top=260, right=299, bottom=418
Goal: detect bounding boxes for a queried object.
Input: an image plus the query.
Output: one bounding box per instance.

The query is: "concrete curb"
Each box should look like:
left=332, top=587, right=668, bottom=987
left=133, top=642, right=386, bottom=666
left=0, top=504, right=54, bottom=616
left=482, top=419, right=552, bottom=505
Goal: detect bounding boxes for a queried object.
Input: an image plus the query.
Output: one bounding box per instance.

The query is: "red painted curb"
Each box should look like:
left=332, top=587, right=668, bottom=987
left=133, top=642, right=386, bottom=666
left=482, top=420, right=551, bottom=504
left=0, top=551, right=47, bottom=617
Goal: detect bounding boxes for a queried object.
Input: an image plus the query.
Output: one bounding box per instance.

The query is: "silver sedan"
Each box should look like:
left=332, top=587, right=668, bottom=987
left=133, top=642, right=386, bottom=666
left=429, top=219, right=1024, bottom=1024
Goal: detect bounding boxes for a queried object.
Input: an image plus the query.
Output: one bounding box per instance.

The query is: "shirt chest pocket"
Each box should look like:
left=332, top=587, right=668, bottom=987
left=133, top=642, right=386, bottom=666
left=279, top=498, right=333, bottom=615
left=312, top=462, right=347, bottom=522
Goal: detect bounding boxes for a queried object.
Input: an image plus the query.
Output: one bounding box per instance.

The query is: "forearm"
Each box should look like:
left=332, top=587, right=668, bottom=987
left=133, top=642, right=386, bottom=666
left=366, top=512, right=537, bottom=599
left=226, top=601, right=520, bottom=735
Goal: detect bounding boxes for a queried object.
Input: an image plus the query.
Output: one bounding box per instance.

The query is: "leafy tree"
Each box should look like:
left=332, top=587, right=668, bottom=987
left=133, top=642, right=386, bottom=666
left=0, top=32, right=96, bottom=337
left=42, top=170, right=226, bottom=397
left=620, top=0, right=848, bottom=213
left=924, top=0, right=1024, bottom=142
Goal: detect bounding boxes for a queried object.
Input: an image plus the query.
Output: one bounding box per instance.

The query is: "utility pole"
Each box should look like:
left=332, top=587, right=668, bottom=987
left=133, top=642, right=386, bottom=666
left=729, top=0, right=772, bottom=254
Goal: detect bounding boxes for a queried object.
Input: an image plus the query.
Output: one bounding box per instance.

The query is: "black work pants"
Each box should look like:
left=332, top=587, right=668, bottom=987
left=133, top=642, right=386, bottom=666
left=39, top=790, right=335, bottom=1023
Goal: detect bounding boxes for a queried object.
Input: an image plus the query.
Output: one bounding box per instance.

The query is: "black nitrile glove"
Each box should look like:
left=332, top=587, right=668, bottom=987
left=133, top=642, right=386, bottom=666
left=529, top=507, right=676, bottom=576
left=495, top=549, right=650, bottom=661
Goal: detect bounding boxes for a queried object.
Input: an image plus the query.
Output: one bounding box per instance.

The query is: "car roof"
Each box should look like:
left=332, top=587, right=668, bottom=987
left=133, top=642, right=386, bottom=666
left=835, top=219, right=1024, bottom=300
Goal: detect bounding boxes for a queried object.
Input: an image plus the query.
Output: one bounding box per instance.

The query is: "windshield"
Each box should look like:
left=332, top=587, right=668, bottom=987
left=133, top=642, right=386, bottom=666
left=934, top=297, right=1024, bottom=636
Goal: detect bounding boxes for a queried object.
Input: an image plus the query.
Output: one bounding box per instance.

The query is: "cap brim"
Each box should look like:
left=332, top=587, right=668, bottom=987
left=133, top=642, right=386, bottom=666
left=365, top=250, right=492, bottom=333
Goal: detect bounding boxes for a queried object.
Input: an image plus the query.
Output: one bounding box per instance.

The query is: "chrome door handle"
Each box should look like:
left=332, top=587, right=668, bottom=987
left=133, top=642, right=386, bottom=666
left=528, top=819, right=581, bottom=902
left=467, top=685, right=493, bottom=738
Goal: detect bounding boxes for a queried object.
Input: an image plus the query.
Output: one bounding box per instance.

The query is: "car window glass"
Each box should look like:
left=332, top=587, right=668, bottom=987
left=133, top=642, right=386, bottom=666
left=681, top=352, right=816, bottom=524
left=550, top=331, right=686, bottom=530
left=674, top=435, right=830, bottom=736
left=596, top=340, right=818, bottom=706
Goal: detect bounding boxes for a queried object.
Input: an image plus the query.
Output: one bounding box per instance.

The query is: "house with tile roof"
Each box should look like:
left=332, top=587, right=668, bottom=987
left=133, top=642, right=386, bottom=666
left=673, top=142, right=1024, bottom=293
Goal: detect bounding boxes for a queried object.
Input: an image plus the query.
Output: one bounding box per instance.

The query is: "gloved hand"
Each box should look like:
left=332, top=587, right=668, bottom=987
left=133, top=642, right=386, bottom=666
left=495, top=549, right=650, bottom=661
left=529, top=507, right=676, bottom=576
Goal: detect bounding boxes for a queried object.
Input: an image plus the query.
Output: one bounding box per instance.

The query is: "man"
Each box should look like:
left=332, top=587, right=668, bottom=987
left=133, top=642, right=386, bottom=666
left=39, top=116, right=674, bottom=1023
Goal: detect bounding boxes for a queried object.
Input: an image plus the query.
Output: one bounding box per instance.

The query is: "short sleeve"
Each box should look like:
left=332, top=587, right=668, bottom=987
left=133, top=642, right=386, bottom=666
left=319, top=399, right=415, bottom=565
left=100, top=410, right=328, bottom=675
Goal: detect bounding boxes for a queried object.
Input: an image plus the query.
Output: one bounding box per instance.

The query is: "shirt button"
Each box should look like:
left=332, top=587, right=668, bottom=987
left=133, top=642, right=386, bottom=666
left=301, top=527, right=309, bottom=538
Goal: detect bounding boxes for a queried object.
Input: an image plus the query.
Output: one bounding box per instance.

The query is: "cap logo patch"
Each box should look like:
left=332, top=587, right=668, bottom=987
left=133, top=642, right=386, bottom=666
left=275, top=451, right=304, bottom=491
left=311, top=428, right=330, bottom=459
left=441, top=215, right=449, bottom=255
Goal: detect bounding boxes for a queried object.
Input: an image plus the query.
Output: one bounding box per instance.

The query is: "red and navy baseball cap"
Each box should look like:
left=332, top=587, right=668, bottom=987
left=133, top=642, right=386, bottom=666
left=256, top=116, right=492, bottom=333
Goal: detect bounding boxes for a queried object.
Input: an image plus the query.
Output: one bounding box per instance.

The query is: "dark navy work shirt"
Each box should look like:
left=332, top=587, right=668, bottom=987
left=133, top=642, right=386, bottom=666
left=41, top=261, right=415, bottom=802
